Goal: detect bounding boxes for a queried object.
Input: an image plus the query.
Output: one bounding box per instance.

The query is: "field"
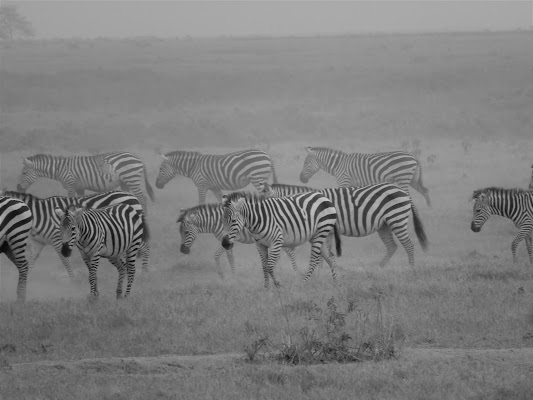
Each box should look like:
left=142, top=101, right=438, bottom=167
left=1, top=31, right=533, bottom=399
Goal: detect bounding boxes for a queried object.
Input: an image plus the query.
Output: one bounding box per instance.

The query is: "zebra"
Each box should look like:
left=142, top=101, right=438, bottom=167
left=258, top=181, right=429, bottom=267
left=55, top=203, right=148, bottom=298
left=298, top=146, right=431, bottom=207
left=471, top=187, right=533, bottom=265
left=3, top=190, right=151, bottom=279
left=178, top=203, right=299, bottom=277
left=17, top=152, right=155, bottom=213
left=155, top=149, right=278, bottom=204
left=0, top=196, right=33, bottom=301
left=221, top=191, right=342, bottom=288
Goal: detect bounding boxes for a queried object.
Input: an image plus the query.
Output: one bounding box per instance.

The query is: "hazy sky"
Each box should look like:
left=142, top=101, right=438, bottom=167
left=11, top=1, right=533, bottom=39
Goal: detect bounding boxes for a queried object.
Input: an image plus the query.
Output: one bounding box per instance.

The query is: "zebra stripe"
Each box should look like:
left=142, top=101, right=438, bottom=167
left=155, top=149, right=278, bottom=204
left=0, top=196, right=33, bottom=301
left=299, top=146, right=431, bottom=207
left=471, top=187, right=533, bottom=265
left=3, top=190, right=151, bottom=278
left=259, top=181, right=429, bottom=267
left=17, top=152, right=154, bottom=213
left=55, top=203, right=148, bottom=298
left=221, top=191, right=341, bottom=288
left=177, top=203, right=298, bottom=277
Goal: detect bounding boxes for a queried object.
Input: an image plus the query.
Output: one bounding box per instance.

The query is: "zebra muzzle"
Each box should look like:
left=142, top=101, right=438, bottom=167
left=180, top=244, right=190, bottom=254
left=16, top=184, right=26, bottom=192
left=221, top=235, right=233, bottom=250
left=299, top=173, right=309, bottom=184
left=470, top=222, right=480, bottom=233
left=61, top=243, right=72, bottom=257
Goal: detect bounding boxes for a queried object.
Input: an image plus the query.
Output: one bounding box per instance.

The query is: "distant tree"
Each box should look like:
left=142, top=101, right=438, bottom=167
left=0, top=4, right=34, bottom=40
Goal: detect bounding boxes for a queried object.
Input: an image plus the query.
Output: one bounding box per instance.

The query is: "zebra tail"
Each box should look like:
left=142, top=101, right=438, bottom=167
left=411, top=203, right=429, bottom=252
left=141, top=215, right=151, bottom=242
left=144, top=167, right=155, bottom=202
left=333, top=223, right=342, bottom=257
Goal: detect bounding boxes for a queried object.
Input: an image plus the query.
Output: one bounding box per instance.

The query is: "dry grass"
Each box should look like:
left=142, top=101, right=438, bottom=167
left=1, top=31, right=533, bottom=398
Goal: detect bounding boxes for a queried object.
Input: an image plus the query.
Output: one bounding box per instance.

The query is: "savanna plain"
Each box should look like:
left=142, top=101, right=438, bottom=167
left=1, top=31, right=533, bottom=399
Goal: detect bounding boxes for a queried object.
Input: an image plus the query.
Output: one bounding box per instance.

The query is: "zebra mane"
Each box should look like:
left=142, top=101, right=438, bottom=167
left=472, top=187, right=530, bottom=199
left=309, top=147, right=346, bottom=156
left=165, top=150, right=202, bottom=158
left=223, top=191, right=264, bottom=205
left=3, top=190, right=44, bottom=200
left=177, top=203, right=221, bottom=223
left=27, top=154, right=68, bottom=161
left=271, top=183, right=316, bottom=191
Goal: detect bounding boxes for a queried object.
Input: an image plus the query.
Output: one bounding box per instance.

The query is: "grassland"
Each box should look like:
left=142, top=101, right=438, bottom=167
left=1, top=31, right=533, bottom=399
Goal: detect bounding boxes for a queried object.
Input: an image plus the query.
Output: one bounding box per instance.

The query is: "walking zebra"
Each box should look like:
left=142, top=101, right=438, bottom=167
left=55, top=203, right=148, bottom=298
left=221, top=191, right=342, bottom=288
left=299, top=146, right=431, bottom=207
left=471, top=187, right=533, bottom=265
left=155, top=149, right=278, bottom=204
left=178, top=204, right=298, bottom=277
left=0, top=196, right=33, bottom=301
left=3, top=190, right=151, bottom=279
left=17, top=152, right=154, bottom=213
left=258, top=181, right=429, bottom=267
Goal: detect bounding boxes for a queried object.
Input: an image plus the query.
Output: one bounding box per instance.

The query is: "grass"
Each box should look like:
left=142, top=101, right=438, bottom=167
left=1, top=30, right=533, bottom=398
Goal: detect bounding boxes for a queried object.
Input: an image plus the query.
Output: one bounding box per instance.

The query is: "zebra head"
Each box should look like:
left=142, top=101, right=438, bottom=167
left=177, top=209, right=199, bottom=255
left=471, top=192, right=491, bottom=233
left=299, top=147, right=321, bottom=184
left=17, top=157, right=39, bottom=192
left=55, top=205, right=82, bottom=257
left=221, top=194, right=246, bottom=250
left=155, top=154, right=175, bottom=189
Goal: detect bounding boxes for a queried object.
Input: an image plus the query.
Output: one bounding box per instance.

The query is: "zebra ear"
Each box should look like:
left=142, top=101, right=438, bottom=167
left=221, top=194, right=228, bottom=203
left=22, top=157, right=34, bottom=167
left=305, top=146, right=313, bottom=153
left=160, top=154, right=169, bottom=161
left=54, top=207, right=65, bottom=219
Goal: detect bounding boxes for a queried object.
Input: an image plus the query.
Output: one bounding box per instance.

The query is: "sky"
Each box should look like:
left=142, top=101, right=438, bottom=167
left=10, top=1, right=533, bottom=39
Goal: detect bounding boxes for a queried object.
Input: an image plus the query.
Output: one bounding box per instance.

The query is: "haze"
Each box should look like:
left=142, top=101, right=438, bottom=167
left=11, top=1, right=533, bottom=39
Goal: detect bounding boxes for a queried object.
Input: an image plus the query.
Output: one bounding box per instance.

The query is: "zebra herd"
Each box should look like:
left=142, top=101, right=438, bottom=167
left=2, top=147, right=533, bottom=301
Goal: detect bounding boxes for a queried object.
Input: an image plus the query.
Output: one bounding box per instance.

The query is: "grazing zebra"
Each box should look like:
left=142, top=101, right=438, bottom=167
left=299, top=146, right=431, bottom=207
left=17, top=152, right=154, bottom=213
left=155, top=149, right=278, bottom=204
left=471, top=187, right=533, bottom=265
left=221, top=191, right=342, bottom=288
left=178, top=204, right=298, bottom=277
left=3, top=190, right=151, bottom=279
left=0, top=196, right=33, bottom=301
left=55, top=203, right=148, bottom=298
left=258, top=181, right=429, bottom=267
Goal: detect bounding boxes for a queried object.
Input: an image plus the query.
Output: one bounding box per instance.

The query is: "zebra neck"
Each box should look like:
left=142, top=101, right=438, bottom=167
left=319, top=150, right=346, bottom=174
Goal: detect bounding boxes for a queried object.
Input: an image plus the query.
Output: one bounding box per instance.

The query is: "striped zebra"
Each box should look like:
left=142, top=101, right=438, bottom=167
left=299, top=146, right=431, bottom=207
left=3, top=190, right=151, bottom=279
left=258, top=181, right=429, bottom=267
left=0, top=196, right=33, bottom=301
left=155, top=149, right=278, bottom=204
left=471, top=187, right=533, bottom=265
left=221, top=191, right=342, bottom=288
left=17, top=152, right=154, bottom=213
left=178, top=204, right=298, bottom=277
left=55, top=203, right=148, bottom=298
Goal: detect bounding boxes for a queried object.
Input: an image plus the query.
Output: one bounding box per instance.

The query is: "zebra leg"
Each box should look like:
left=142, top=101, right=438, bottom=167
left=26, top=238, right=44, bottom=270
left=512, top=228, right=530, bottom=264
left=123, top=251, right=137, bottom=297
left=197, top=187, right=208, bottom=204
left=390, top=224, right=416, bottom=266
left=266, top=243, right=282, bottom=288
left=256, top=243, right=279, bottom=288
left=52, top=238, right=76, bottom=280
left=214, top=246, right=227, bottom=278
left=109, top=256, right=126, bottom=299
left=4, top=246, right=29, bottom=302
left=138, top=241, right=150, bottom=272
left=303, top=236, right=330, bottom=283
left=282, top=247, right=299, bottom=273
left=319, top=239, right=339, bottom=285
left=377, top=225, right=398, bottom=267
left=525, top=234, right=533, bottom=266
left=83, top=255, right=100, bottom=297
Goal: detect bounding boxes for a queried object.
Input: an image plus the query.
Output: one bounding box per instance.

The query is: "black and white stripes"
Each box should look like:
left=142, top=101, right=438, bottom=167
left=156, top=149, right=278, bottom=204
left=0, top=196, right=33, bottom=301
left=299, top=146, right=431, bottom=207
